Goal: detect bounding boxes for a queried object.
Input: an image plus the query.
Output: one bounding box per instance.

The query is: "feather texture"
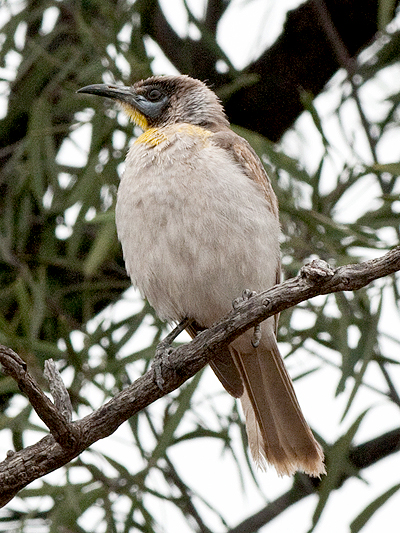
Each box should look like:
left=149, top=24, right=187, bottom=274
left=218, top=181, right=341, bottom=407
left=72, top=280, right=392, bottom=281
left=106, top=75, right=326, bottom=476
left=230, top=322, right=325, bottom=476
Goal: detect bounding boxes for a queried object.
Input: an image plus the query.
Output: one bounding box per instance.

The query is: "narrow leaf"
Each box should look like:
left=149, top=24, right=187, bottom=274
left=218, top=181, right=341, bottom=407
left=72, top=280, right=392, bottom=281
left=350, top=482, right=400, bottom=532
left=148, top=372, right=202, bottom=465
left=83, top=219, right=117, bottom=277
left=341, top=295, right=383, bottom=420
left=308, top=410, right=368, bottom=532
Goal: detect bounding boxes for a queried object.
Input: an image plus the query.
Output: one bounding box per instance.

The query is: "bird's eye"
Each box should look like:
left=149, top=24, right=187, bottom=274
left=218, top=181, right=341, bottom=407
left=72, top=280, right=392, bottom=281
left=147, top=88, right=162, bottom=101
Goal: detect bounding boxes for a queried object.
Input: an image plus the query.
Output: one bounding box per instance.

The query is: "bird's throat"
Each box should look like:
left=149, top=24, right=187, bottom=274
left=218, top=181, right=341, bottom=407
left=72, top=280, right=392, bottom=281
left=120, top=103, right=149, bottom=131
left=135, top=124, right=213, bottom=147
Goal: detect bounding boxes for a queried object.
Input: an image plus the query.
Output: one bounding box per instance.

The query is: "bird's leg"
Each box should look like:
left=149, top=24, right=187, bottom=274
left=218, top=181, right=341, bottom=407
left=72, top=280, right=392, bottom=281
left=153, top=317, right=192, bottom=390
left=232, top=289, right=261, bottom=347
left=251, top=323, right=262, bottom=348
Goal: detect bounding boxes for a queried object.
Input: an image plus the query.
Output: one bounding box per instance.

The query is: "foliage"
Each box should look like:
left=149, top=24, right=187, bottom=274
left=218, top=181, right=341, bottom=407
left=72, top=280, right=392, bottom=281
left=0, top=0, right=400, bottom=532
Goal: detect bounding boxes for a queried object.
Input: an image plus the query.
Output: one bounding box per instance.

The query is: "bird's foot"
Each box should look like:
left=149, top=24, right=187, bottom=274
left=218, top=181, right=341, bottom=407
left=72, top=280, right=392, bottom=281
left=153, top=341, right=174, bottom=390
left=232, top=289, right=261, bottom=348
left=232, top=289, right=257, bottom=309
left=152, top=317, right=192, bottom=390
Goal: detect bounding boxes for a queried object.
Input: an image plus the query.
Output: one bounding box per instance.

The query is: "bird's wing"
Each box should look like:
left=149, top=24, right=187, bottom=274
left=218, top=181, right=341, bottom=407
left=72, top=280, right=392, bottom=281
left=211, top=129, right=279, bottom=217
left=210, top=130, right=324, bottom=476
left=211, top=129, right=281, bottom=332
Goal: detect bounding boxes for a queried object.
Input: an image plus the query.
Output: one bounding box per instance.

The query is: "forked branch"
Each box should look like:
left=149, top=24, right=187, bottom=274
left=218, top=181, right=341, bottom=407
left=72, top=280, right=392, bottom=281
left=0, top=247, right=399, bottom=507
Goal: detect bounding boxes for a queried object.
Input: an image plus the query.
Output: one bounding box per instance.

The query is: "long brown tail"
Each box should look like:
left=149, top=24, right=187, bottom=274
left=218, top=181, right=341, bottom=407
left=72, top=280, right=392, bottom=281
left=229, top=320, right=325, bottom=477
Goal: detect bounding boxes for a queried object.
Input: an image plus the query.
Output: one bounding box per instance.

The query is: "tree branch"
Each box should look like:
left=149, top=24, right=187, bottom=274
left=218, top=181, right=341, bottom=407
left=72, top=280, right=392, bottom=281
left=227, top=426, right=400, bottom=533
left=310, top=0, right=391, bottom=194
left=224, top=0, right=398, bottom=141
left=0, top=347, right=78, bottom=448
left=0, top=248, right=399, bottom=507
left=137, top=0, right=230, bottom=84
left=204, top=0, right=229, bottom=33
left=136, top=0, right=400, bottom=141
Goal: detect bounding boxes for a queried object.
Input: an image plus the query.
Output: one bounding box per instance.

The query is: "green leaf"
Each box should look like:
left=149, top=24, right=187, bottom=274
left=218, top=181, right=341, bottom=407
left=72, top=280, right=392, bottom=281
left=148, top=372, right=203, bottom=466
left=368, top=162, right=400, bottom=176
left=350, top=483, right=400, bottom=532
left=299, top=89, right=330, bottom=148
left=13, top=277, right=32, bottom=337
left=308, top=410, right=368, bottom=532
left=378, top=0, right=398, bottom=30
left=341, top=294, right=383, bottom=420
left=83, top=218, right=117, bottom=277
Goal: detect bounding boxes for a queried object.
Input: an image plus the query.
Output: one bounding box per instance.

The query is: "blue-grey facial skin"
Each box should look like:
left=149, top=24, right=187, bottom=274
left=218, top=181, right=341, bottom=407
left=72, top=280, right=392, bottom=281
left=77, top=84, right=169, bottom=119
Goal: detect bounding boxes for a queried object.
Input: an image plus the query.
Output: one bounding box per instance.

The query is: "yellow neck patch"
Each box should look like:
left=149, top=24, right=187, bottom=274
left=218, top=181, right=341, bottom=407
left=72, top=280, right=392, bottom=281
left=135, top=128, right=169, bottom=146
left=120, top=103, right=148, bottom=131
left=135, top=124, right=212, bottom=147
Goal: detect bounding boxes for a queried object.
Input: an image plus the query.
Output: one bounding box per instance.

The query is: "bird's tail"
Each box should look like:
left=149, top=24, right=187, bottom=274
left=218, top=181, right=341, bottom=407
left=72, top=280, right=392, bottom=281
left=229, top=321, right=325, bottom=477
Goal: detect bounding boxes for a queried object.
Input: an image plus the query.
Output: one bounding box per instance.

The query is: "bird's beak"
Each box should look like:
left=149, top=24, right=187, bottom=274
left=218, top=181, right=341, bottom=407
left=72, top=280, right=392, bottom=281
left=77, top=84, right=136, bottom=103
left=77, top=84, right=150, bottom=130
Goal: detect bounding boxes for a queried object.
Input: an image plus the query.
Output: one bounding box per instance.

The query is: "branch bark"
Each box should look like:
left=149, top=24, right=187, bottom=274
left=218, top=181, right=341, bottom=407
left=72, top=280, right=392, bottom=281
left=0, top=248, right=399, bottom=507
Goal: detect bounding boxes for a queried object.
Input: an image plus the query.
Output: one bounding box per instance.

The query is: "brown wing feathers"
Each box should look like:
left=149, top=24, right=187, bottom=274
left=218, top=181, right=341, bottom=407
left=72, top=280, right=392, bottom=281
left=207, top=129, right=325, bottom=476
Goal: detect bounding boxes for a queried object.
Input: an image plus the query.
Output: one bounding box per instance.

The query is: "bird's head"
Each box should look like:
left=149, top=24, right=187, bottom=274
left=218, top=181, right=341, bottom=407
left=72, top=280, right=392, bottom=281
left=77, top=75, right=229, bottom=131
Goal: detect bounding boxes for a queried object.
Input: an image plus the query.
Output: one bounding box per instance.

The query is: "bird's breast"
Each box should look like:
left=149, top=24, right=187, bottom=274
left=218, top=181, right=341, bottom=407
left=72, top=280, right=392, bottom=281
left=115, top=127, right=280, bottom=326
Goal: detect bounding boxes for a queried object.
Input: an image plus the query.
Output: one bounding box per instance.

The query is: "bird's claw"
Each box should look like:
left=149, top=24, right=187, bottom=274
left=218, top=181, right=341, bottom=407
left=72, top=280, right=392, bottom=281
left=232, top=289, right=257, bottom=309
left=152, top=341, right=174, bottom=390
left=232, top=289, right=262, bottom=348
left=152, top=317, right=192, bottom=390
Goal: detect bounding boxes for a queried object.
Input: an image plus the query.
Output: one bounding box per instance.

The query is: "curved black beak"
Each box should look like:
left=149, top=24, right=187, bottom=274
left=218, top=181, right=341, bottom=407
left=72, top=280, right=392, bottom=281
left=77, top=84, right=134, bottom=102
left=77, top=83, right=169, bottom=123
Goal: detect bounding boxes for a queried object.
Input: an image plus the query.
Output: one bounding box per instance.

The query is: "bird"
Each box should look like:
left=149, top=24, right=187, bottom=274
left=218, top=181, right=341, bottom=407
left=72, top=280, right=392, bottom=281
left=77, top=75, right=325, bottom=477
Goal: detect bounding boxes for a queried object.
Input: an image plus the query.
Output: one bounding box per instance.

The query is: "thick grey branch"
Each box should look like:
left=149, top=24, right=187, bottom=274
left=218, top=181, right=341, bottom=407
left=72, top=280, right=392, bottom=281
left=0, top=247, right=399, bottom=507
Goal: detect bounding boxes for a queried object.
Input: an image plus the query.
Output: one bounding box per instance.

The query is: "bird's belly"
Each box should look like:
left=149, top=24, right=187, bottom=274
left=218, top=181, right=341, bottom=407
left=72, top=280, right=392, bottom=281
left=115, top=143, right=280, bottom=327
